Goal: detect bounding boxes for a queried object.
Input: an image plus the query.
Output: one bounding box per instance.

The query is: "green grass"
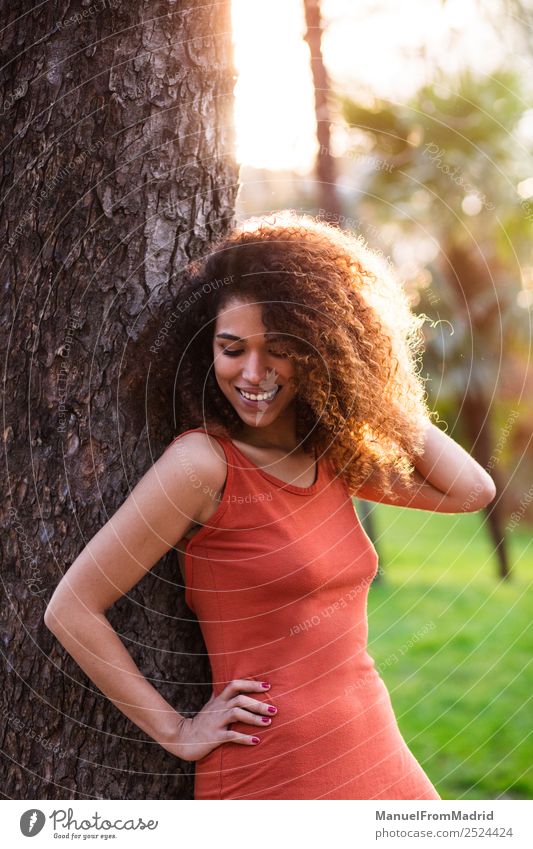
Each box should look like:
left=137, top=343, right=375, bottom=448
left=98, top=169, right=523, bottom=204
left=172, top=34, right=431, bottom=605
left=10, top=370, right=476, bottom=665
left=361, top=502, right=533, bottom=800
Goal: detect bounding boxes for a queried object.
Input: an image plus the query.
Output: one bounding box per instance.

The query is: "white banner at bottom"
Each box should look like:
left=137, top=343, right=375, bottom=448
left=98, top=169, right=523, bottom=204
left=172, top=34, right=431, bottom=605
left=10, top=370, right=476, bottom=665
left=3, top=799, right=532, bottom=848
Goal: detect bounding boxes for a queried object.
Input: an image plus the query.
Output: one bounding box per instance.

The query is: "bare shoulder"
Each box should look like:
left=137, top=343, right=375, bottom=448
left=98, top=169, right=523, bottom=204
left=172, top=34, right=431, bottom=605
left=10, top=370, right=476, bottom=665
left=163, top=431, right=228, bottom=519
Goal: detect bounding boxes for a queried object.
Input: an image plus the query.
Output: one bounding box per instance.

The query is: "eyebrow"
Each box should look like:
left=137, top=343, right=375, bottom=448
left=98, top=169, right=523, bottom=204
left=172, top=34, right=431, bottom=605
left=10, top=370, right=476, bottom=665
left=216, top=332, right=281, bottom=342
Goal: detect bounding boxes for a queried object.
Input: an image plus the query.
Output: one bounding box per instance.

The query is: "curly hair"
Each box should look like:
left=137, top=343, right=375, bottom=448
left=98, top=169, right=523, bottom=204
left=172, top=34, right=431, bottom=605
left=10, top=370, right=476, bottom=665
left=123, top=210, right=434, bottom=499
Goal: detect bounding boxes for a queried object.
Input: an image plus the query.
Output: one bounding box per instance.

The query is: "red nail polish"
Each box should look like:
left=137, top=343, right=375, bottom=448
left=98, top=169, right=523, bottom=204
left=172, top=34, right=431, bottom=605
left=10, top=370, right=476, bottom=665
left=252, top=736, right=260, bottom=744
left=261, top=717, right=271, bottom=723
left=261, top=682, right=270, bottom=689
left=267, top=706, right=277, bottom=713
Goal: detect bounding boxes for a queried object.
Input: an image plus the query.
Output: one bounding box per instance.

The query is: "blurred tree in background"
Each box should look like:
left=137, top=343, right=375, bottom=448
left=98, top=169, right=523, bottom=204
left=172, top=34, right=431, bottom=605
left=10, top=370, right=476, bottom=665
left=340, top=68, right=533, bottom=579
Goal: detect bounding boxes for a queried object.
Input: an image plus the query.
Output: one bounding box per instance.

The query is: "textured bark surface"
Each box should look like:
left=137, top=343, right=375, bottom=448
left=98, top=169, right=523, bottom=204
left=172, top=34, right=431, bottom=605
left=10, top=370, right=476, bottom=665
left=0, top=0, right=239, bottom=798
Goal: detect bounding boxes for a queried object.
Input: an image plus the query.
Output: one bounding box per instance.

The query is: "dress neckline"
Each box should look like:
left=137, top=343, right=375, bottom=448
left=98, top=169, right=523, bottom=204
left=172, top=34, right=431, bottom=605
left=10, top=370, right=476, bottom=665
left=228, top=438, right=322, bottom=495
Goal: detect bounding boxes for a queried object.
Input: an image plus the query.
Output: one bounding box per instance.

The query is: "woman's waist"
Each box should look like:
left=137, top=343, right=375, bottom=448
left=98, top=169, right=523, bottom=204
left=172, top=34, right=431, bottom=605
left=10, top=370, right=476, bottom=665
left=197, top=668, right=394, bottom=778
left=211, top=650, right=382, bottom=700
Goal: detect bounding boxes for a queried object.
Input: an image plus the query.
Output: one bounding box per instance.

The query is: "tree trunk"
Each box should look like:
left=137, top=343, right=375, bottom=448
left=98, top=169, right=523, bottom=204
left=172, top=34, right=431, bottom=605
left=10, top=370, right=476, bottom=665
left=440, top=243, right=511, bottom=580
left=458, top=378, right=511, bottom=581
left=0, top=0, right=238, bottom=799
left=302, top=0, right=342, bottom=219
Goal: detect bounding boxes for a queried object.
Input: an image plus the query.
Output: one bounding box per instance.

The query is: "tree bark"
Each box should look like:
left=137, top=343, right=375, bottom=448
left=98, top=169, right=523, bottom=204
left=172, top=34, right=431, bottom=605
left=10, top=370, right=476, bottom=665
left=0, top=0, right=238, bottom=798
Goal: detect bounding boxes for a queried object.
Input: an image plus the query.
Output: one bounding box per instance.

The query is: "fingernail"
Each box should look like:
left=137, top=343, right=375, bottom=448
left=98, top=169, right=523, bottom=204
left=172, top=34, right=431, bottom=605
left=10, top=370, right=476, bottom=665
left=261, top=717, right=271, bottom=723
left=252, top=736, right=260, bottom=744
left=267, top=706, right=277, bottom=714
left=261, top=682, right=270, bottom=689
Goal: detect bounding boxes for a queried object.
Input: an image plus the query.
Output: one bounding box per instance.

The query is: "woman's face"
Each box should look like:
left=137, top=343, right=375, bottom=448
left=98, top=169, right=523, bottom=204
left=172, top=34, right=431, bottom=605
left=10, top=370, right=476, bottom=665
left=212, top=299, right=297, bottom=428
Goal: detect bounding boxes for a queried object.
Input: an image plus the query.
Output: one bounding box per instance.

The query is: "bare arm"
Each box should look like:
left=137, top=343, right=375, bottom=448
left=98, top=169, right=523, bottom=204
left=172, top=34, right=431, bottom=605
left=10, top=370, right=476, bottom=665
left=354, top=420, right=497, bottom=513
left=47, top=611, right=182, bottom=748
left=44, top=433, right=226, bottom=752
left=410, top=419, right=496, bottom=507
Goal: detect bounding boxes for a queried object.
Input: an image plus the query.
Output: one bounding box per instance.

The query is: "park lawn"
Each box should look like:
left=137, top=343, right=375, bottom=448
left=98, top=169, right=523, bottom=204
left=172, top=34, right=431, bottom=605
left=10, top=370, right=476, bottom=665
left=362, top=501, right=532, bottom=801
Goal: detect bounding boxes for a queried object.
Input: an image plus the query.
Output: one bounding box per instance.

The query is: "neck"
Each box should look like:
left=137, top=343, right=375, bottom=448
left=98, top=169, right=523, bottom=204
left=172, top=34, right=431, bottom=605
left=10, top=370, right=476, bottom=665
left=235, top=405, right=301, bottom=452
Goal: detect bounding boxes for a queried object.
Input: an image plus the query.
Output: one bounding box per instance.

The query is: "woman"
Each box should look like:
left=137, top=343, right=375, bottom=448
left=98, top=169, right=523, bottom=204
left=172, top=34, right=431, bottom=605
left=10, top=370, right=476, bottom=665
left=45, top=211, right=496, bottom=800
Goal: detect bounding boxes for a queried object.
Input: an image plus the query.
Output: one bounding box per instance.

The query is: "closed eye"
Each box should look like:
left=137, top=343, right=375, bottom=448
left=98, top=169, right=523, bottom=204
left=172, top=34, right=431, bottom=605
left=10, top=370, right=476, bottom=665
left=221, top=348, right=286, bottom=358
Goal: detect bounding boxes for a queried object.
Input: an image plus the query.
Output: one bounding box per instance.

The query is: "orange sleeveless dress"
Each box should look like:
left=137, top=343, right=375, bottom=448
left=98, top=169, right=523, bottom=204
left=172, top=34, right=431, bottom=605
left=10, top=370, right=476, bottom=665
left=169, top=427, right=440, bottom=800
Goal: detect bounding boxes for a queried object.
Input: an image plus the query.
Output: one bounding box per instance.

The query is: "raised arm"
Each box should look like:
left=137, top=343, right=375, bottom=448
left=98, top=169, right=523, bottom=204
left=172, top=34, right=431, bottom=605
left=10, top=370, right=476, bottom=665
left=44, top=432, right=226, bottom=753
left=354, top=420, right=497, bottom=513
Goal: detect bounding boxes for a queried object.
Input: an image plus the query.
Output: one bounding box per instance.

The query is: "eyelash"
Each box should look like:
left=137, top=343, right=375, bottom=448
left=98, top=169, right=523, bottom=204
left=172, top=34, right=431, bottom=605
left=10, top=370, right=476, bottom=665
left=222, top=351, right=284, bottom=357
left=222, top=349, right=285, bottom=358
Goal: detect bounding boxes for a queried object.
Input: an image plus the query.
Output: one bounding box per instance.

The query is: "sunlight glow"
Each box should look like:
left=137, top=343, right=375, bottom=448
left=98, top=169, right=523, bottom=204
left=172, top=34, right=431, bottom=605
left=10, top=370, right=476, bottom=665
left=231, top=0, right=316, bottom=173
left=231, top=0, right=508, bottom=172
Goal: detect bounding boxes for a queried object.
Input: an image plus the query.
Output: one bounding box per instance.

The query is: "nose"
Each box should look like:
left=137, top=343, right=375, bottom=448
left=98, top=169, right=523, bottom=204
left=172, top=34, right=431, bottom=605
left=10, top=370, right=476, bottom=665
left=241, top=349, right=269, bottom=385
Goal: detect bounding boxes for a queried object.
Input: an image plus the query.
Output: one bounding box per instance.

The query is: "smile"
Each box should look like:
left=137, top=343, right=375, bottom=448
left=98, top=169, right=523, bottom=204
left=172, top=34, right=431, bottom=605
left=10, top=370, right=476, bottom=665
left=236, top=385, right=281, bottom=402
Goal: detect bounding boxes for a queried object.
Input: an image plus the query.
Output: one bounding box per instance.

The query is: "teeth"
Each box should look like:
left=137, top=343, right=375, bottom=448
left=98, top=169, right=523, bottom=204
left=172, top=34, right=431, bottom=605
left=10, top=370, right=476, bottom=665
left=239, top=386, right=279, bottom=401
